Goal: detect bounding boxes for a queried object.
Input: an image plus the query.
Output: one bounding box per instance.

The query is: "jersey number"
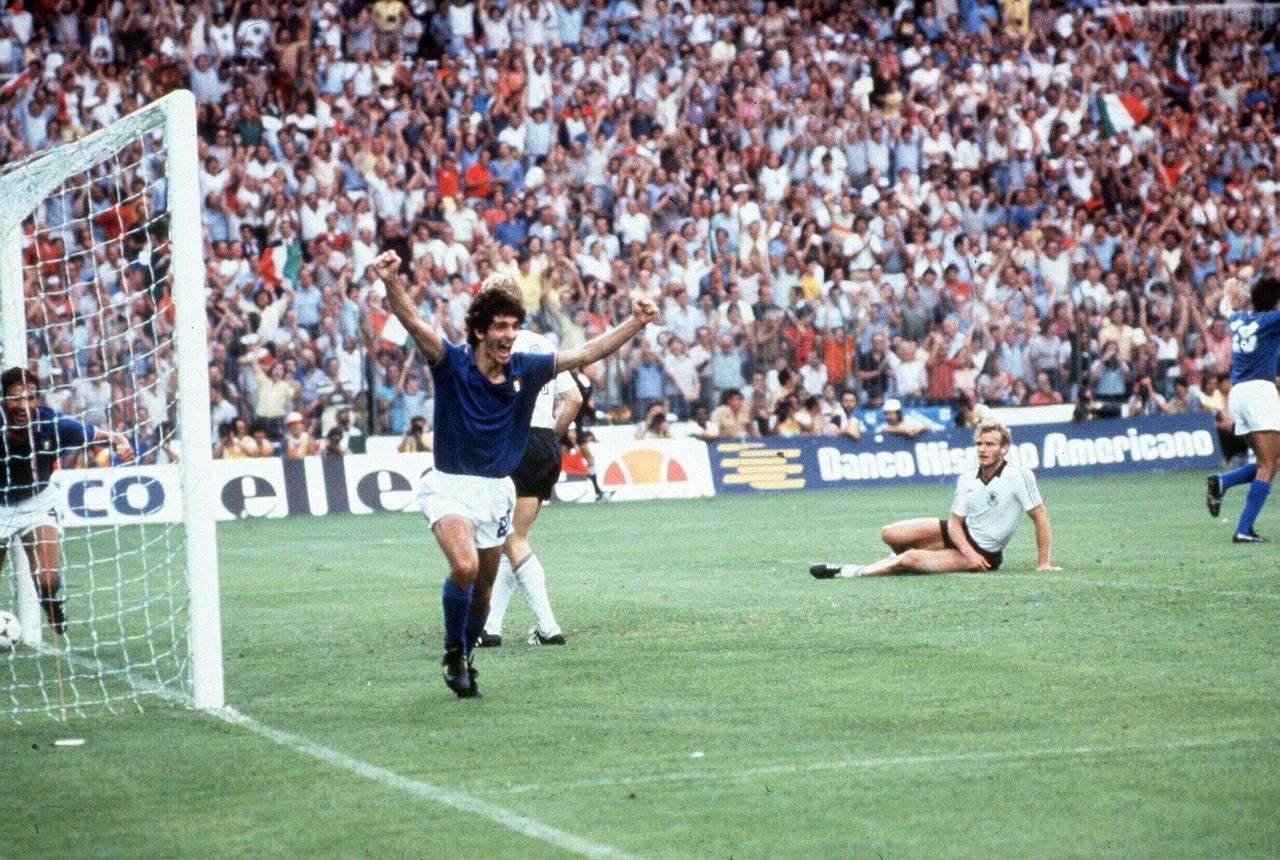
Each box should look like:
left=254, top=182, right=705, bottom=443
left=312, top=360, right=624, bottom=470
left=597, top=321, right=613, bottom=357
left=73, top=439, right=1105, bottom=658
left=1231, top=320, right=1259, bottom=354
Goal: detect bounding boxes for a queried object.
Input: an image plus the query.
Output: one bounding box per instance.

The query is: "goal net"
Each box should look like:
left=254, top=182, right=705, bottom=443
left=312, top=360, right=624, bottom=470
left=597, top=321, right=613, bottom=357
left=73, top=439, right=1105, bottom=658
left=0, top=90, right=223, bottom=720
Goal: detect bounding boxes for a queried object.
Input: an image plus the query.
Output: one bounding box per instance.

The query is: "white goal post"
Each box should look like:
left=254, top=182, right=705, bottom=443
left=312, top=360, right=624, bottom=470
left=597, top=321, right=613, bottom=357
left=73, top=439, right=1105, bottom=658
left=0, top=89, right=224, bottom=714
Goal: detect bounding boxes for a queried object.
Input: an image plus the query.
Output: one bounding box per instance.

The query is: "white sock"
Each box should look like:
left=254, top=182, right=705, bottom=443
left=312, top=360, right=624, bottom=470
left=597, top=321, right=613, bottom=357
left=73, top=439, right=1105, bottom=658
left=513, top=553, right=560, bottom=637
left=839, top=565, right=863, bottom=577
left=486, top=555, right=517, bottom=635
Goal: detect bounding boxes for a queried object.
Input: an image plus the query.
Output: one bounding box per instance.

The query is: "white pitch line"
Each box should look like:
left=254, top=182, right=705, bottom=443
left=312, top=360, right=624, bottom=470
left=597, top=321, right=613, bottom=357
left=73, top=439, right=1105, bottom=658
left=483, top=736, right=1274, bottom=796
left=958, top=572, right=1280, bottom=602
left=47, top=649, right=638, bottom=860
left=213, top=706, right=640, bottom=860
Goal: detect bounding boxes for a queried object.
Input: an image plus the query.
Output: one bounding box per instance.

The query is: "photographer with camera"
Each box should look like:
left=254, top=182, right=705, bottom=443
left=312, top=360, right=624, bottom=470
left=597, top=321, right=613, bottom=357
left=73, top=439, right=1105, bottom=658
left=399, top=415, right=432, bottom=453
left=1088, top=342, right=1130, bottom=410
left=1072, top=386, right=1119, bottom=422
left=1125, top=373, right=1170, bottom=417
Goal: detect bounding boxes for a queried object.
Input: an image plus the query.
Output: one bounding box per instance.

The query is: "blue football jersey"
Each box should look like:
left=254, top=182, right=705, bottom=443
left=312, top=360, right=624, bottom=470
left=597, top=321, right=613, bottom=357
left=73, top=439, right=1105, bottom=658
left=1228, top=309, right=1280, bottom=385
left=429, top=340, right=557, bottom=478
left=1, top=407, right=98, bottom=504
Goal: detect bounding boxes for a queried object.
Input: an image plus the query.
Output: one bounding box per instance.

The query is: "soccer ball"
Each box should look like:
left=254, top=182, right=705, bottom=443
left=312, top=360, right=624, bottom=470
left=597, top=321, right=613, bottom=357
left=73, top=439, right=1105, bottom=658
left=0, top=611, right=20, bottom=652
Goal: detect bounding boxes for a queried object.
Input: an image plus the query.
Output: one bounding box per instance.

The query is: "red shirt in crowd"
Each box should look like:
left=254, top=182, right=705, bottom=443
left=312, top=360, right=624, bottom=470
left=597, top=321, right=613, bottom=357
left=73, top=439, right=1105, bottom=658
left=926, top=353, right=959, bottom=402
left=786, top=323, right=817, bottom=368
left=436, top=164, right=460, bottom=198
left=464, top=160, right=491, bottom=199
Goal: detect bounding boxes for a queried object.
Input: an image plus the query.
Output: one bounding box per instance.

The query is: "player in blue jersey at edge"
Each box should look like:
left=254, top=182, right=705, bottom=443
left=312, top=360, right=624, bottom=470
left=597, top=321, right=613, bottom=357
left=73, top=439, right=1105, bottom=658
left=1, top=367, right=134, bottom=634
left=373, top=250, right=657, bottom=698
left=1206, top=276, right=1280, bottom=542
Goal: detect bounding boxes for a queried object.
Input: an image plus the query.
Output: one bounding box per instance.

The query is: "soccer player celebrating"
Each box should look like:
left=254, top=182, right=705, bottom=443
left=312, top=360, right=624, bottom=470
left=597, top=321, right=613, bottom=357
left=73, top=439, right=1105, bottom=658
left=374, top=250, right=656, bottom=698
left=479, top=323, right=583, bottom=648
left=809, top=422, right=1060, bottom=578
left=0, top=367, right=134, bottom=633
left=1205, top=276, right=1280, bottom=542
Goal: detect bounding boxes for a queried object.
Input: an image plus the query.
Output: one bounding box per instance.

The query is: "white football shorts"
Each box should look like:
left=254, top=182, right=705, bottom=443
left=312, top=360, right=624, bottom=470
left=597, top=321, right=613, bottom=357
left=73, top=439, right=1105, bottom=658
left=0, top=487, right=62, bottom=543
left=416, top=469, right=516, bottom=549
left=1228, top=379, right=1280, bottom=435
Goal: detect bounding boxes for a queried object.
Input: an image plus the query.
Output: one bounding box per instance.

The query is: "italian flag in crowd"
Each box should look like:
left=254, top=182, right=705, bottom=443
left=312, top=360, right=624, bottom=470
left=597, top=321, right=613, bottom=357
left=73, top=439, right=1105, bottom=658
left=1096, top=93, right=1149, bottom=137
left=259, top=240, right=302, bottom=288
left=1165, top=38, right=1191, bottom=90
left=379, top=314, right=413, bottom=347
left=1163, top=38, right=1193, bottom=109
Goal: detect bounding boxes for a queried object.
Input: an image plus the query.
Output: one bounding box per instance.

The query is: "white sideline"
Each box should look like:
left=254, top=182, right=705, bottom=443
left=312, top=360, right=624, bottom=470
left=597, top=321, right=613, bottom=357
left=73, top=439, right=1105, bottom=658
left=47, top=648, right=638, bottom=860
left=213, top=706, right=640, bottom=860
left=484, top=735, right=1273, bottom=796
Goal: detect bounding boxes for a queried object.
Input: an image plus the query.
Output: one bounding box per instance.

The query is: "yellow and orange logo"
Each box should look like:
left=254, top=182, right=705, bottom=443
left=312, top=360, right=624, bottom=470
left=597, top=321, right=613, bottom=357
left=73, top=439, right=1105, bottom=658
left=603, top=448, right=690, bottom=485
left=715, top=442, right=805, bottom=490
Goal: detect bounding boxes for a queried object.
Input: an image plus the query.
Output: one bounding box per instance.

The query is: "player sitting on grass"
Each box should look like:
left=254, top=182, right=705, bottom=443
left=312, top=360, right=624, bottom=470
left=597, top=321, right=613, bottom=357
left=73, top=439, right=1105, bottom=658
left=810, top=422, right=1060, bottom=578
left=375, top=250, right=656, bottom=698
left=0, top=367, right=134, bottom=633
left=1205, top=276, right=1280, bottom=542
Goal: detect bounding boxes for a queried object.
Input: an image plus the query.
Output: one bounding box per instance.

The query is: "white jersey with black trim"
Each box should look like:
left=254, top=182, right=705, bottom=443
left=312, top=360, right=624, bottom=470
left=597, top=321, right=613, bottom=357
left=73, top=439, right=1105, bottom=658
left=950, top=461, right=1043, bottom=552
left=514, top=330, right=574, bottom=430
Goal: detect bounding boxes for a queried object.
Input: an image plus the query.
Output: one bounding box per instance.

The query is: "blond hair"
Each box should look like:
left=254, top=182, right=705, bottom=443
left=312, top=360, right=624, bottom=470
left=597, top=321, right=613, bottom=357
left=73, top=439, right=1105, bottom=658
left=973, top=421, right=1011, bottom=447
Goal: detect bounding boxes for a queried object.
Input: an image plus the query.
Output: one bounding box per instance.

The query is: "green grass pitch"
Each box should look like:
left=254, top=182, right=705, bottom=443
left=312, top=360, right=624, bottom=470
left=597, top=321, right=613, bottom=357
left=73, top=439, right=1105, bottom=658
left=5, top=470, right=1279, bottom=858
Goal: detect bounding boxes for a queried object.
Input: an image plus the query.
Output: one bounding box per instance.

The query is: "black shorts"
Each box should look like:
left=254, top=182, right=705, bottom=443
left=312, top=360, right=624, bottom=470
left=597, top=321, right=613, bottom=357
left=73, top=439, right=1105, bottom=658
left=511, top=428, right=562, bottom=501
left=939, top=519, right=1003, bottom=570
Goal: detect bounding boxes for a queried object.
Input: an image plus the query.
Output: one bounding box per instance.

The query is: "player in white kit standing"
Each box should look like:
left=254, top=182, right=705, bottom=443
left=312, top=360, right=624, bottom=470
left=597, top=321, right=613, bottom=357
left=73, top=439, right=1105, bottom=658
left=479, top=326, right=582, bottom=647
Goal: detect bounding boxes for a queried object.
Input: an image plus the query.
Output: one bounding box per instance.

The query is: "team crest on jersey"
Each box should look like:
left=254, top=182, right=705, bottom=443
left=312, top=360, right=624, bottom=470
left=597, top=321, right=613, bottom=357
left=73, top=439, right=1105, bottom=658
left=39, top=439, right=53, bottom=452
left=987, top=490, right=999, bottom=507
left=512, top=378, right=522, bottom=393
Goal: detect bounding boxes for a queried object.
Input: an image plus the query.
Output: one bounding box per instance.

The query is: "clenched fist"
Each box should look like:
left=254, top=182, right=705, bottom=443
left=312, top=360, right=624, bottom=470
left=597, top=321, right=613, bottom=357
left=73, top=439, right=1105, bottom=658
left=374, top=250, right=401, bottom=282
left=632, top=298, right=658, bottom=325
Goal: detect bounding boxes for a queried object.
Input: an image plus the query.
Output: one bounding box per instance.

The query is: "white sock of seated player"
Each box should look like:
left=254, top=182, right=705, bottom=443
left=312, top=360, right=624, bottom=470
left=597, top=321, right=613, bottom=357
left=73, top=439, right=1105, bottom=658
left=485, top=555, right=517, bottom=636
left=513, top=554, right=560, bottom=636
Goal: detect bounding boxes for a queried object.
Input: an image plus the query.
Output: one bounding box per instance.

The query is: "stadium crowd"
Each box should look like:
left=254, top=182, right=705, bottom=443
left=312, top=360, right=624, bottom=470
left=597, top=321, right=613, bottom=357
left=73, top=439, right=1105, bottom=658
left=2, top=0, right=1279, bottom=458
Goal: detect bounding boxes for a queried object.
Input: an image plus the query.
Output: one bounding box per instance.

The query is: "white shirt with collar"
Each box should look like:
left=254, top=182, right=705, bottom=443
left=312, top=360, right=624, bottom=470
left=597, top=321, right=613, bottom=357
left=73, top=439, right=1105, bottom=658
left=951, top=460, right=1043, bottom=553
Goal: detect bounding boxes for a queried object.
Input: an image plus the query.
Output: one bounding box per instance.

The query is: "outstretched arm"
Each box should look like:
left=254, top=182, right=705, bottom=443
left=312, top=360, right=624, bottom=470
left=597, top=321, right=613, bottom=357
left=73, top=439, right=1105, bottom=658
left=1027, top=505, right=1060, bottom=571
left=555, top=298, right=658, bottom=372
left=89, top=425, right=134, bottom=463
left=57, top=412, right=134, bottom=463
left=375, top=250, right=443, bottom=364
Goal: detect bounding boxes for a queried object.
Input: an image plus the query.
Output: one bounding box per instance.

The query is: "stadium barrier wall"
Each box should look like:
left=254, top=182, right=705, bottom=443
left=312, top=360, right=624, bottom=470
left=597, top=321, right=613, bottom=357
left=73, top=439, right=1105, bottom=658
left=53, top=453, right=435, bottom=526
left=52, top=414, right=1219, bottom=525
left=709, top=413, right=1221, bottom=494
left=553, top=437, right=716, bottom=503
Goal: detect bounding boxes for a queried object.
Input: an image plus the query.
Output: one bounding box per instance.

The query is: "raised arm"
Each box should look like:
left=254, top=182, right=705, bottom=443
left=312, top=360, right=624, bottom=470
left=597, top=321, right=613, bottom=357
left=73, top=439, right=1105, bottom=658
left=555, top=298, right=658, bottom=372
left=1027, top=504, right=1060, bottom=571
left=374, top=250, right=443, bottom=364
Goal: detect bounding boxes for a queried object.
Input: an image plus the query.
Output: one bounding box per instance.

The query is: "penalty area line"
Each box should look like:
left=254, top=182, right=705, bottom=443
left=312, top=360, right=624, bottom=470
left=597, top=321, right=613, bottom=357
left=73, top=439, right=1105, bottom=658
left=211, top=706, right=641, bottom=860
left=48, top=649, right=638, bottom=860
left=483, top=735, right=1276, bottom=796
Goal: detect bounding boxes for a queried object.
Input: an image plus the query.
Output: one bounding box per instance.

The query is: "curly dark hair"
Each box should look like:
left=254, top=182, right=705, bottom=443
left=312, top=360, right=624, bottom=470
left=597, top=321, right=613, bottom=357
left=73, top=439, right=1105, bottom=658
left=1, top=366, right=38, bottom=394
left=1251, top=276, right=1280, bottom=313
left=465, top=286, right=526, bottom=347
